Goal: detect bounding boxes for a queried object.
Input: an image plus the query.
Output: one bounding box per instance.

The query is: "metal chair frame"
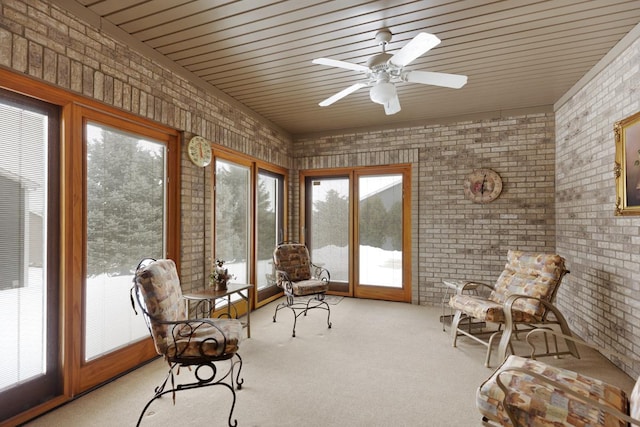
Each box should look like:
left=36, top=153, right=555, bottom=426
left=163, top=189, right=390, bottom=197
left=450, top=254, right=579, bottom=367
left=272, top=242, right=332, bottom=337
left=131, top=258, right=243, bottom=427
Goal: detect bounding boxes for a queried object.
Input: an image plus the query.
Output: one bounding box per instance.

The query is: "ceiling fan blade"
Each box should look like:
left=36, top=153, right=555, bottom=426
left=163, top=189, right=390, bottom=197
left=403, top=70, right=468, bottom=89
left=312, top=58, right=369, bottom=73
left=389, top=32, right=440, bottom=67
left=384, top=94, right=401, bottom=115
left=318, top=83, right=367, bottom=106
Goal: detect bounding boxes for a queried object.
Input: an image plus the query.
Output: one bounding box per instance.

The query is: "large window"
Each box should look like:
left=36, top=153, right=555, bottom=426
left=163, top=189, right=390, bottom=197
left=0, top=90, right=60, bottom=421
left=212, top=151, right=287, bottom=308
left=214, top=158, right=251, bottom=285
left=84, top=122, right=167, bottom=361
left=75, top=107, right=179, bottom=394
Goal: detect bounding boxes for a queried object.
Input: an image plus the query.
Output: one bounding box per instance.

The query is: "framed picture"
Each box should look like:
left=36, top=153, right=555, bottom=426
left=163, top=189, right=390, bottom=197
left=614, top=111, right=640, bottom=215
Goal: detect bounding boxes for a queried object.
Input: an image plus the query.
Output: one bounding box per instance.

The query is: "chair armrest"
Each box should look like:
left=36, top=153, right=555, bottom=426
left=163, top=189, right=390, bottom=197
left=502, top=293, right=562, bottom=319
left=310, top=262, right=330, bottom=282
left=495, top=366, right=640, bottom=427
left=457, top=280, right=493, bottom=293
left=274, top=269, right=294, bottom=294
left=154, top=317, right=237, bottom=355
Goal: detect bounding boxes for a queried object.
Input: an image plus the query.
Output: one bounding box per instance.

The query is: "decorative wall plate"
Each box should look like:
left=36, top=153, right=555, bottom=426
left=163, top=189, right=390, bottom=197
left=464, top=168, right=502, bottom=204
left=187, top=135, right=212, bottom=167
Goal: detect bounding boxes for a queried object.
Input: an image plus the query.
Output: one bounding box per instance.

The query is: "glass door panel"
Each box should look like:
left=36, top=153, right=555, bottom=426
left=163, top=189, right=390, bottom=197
left=214, top=158, right=251, bottom=290
left=256, top=169, right=284, bottom=304
left=0, top=92, right=60, bottom=420
left=354, top=171, right=410, bottom=301
left=84, top=122, right=166, bottom=361
left=306, top=177, right=350, bottom=293
left=357, top=174, right=403, bottom=288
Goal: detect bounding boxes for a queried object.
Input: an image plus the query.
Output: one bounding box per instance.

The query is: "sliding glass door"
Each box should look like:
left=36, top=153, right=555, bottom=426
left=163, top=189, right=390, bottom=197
left=256, top=168, right=285, bottom=303
left=305, top=176, right=350, bottom=293
left=302, top=167, right=411, bottom=301
left=0, top=90, right=60, bottom=421
left=355, top=173, right=408, bottom=300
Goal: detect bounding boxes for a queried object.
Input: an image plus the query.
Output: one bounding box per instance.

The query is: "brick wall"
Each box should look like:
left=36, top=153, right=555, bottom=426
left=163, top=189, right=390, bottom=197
left=555, top=34, right=640, bottom=378
left=9, top=0, right=635, bottom=379
left=0, top=0, right=292, bottom=292
left=294, top=112, right=558, bottom=306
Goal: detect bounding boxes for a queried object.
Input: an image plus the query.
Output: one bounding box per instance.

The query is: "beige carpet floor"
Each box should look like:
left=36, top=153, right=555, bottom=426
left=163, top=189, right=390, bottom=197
left=25, top=298, right=636, bottom=427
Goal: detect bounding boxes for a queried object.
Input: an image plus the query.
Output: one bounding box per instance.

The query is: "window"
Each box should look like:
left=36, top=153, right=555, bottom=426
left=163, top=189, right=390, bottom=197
left=0, top=71, right=180, bottom=421
left=0, top=89, right=61, bottom=421
left=214, top=157, right=251, bottom=285
left=212, top=150, right=287, bottom=308
left=75, top=106, right=179, bottom=393
left=256, top=168, right=285, bottom=302
left=84, top=121, right=167, bottom=361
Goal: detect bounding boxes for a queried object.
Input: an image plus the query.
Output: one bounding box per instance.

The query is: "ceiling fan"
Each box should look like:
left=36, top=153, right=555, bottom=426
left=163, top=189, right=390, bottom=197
left=312, top=30, right=468, bottom=115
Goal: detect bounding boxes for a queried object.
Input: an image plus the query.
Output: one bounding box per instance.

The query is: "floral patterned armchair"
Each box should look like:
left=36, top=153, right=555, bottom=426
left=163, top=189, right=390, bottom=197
left=131, top=258, right=244, bottom=427
left=272, top=242, right=332, bottom=337
left=448, top=250, right=578, bottom=367
left=477, top=329, right=640, bottom=426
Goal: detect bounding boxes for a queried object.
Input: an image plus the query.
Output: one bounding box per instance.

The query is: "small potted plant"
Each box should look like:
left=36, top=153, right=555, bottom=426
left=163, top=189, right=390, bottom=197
left=210, top=259, right=234, bottom=291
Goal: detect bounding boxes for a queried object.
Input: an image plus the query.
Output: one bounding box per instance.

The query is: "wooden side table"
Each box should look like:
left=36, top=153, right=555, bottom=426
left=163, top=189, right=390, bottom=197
left=183, top=283, right=253, bottom=338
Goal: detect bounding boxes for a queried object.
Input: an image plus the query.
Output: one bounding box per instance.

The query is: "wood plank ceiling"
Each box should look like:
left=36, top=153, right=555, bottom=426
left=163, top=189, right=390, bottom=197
left=60, top=0, right=640, bottom=136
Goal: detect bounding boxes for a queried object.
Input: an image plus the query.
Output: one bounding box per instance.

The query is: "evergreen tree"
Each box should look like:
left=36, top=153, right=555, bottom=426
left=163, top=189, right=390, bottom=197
left=359, top=195, right=388, bottom=248
left=86, top=127, right=164, bottom=276
left=215, top=164, right=248, bottom=261
left=256, top=176, right=277, bottom=260
left=387, top=201, right=403, bottom=250
left=312, top=189, right=348, bottom=248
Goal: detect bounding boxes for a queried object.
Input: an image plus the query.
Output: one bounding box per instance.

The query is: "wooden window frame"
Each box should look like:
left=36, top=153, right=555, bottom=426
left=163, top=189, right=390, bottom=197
left=211, top=145, right=288, bottom=311
left=0, top=69, right=180, bottom=425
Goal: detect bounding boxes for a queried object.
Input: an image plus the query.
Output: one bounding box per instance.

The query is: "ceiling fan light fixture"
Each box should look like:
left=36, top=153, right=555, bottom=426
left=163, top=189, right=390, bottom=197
left=369, top=82, right=396, bottom=104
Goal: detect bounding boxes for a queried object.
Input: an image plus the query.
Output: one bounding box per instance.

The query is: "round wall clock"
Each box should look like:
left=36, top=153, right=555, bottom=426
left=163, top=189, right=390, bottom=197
left=464, top=168, right=502, bottom=204
left=187, top=136, right=212, bottom=167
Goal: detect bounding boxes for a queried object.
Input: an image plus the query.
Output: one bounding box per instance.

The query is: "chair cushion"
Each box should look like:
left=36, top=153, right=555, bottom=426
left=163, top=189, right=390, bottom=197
left=449, top=294, right=540, bottom=323
left=273, top=243, right=312, bottom=281
left=291, top=279, right=329, bottom=296
left=135, top=259, right=187, bottom=350
left=490, top=251, right=567, bottom=317
left=477, top=355, right=628, bottom=427
left=164, top=318, right=243, bottom=360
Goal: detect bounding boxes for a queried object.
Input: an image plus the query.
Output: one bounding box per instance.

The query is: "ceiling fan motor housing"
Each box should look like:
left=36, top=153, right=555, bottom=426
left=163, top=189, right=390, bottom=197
left=367, top=53, right=392, bottom=71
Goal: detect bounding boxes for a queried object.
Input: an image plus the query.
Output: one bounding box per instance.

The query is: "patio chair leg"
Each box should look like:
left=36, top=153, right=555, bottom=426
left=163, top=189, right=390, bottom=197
left=497, top=323, right=514, bottom=364
left=451, top=310, right=463, bottom=347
